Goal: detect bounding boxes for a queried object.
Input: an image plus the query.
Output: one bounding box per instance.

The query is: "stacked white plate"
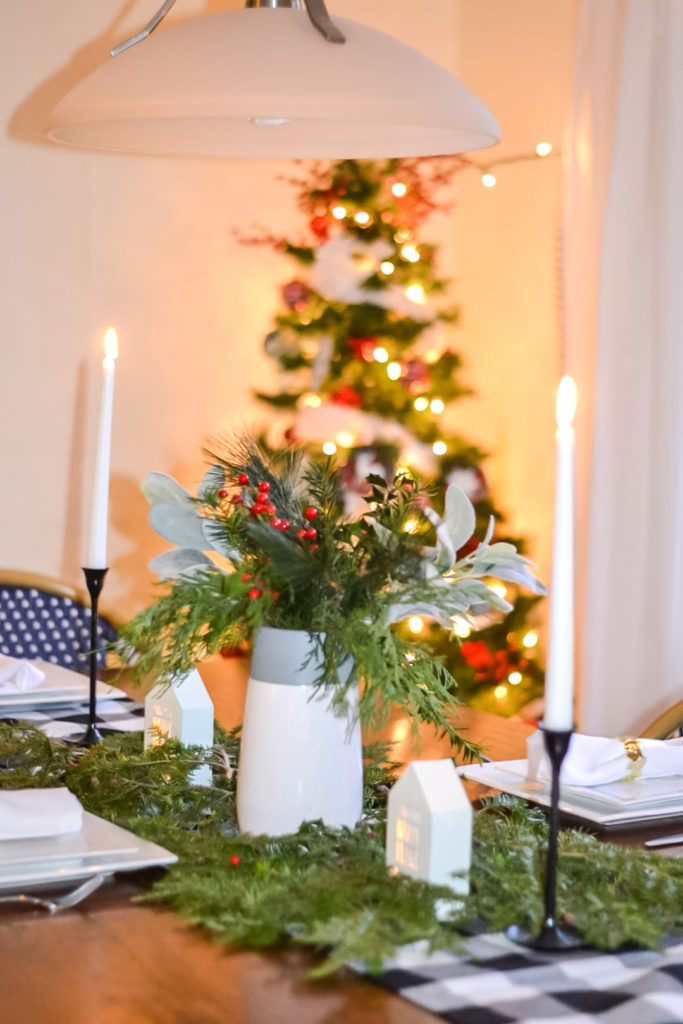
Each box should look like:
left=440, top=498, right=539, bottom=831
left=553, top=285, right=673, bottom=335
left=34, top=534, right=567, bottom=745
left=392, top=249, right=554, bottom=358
left=459, top=759, right=683, bottom=829
left=0, top=658, right=127, bottom=713
left=0, top=812, right=177, bottom=894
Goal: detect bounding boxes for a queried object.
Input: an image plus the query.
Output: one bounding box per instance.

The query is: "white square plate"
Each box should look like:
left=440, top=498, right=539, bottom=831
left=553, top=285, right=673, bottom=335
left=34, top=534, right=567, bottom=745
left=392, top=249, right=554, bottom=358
left=0, top=659, right=127, bottom=711
left=0, top=811, right=177, bottom=892
left=459, top=759, right=683, bottom=828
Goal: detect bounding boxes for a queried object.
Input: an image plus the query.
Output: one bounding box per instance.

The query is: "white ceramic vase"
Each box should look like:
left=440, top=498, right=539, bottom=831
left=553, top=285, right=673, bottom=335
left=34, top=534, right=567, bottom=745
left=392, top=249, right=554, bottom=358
left=237, top=626, right=363, bottom=836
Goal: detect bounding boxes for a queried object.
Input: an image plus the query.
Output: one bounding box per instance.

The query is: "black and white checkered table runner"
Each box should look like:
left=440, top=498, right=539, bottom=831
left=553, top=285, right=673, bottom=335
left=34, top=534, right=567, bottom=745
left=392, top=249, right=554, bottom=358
left=368, top=932, right=683, bottom=1023
left=0, top=698, right=145, bottom=740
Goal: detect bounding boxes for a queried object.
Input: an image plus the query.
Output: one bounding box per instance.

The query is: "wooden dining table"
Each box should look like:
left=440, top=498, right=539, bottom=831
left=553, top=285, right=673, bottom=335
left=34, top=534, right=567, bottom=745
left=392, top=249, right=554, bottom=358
left=0, top=657, right=676, bottom=1024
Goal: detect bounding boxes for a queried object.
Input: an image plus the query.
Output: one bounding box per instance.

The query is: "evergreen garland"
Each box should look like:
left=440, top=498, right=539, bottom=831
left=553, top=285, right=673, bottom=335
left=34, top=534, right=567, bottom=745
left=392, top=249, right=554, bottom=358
left=2, top=722, right=683, bottom=975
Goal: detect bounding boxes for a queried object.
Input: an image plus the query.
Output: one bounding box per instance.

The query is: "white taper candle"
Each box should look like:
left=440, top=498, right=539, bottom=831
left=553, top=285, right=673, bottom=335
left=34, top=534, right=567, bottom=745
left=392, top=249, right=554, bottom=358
left=543, top=376, right=577, bottom=731
left=87, top=328, right=118, bottom=569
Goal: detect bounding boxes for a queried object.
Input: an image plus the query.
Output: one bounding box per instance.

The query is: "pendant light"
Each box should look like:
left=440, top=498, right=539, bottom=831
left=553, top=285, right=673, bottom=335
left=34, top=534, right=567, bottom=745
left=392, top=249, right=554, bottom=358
left=47, top=0, right=500, bottom=159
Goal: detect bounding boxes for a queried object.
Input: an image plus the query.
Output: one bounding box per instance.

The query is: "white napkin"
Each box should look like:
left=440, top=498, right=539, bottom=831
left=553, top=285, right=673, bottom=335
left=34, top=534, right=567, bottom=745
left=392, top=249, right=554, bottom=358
left=527, top=730, right=683, bottom=788
left=0, top=656, right=45, bottom=695
left=0, top=788, right=84, bottom=840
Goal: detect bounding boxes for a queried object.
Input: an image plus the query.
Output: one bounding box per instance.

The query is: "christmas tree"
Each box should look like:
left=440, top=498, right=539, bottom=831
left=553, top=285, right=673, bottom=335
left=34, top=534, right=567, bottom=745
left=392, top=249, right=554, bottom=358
left=246, top=158, right=544, bottom=716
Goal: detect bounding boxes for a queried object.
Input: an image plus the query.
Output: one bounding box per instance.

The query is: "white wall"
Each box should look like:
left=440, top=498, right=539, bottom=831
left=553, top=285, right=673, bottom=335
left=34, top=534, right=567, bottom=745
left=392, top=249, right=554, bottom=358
left=0, top=0, right=576, bottom=622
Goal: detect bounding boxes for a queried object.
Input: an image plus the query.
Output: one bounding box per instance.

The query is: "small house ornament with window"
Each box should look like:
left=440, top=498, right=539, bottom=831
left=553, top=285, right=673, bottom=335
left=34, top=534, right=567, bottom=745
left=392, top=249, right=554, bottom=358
left=386, top=759, right=473, bottom=894
left=144, top=669, right=214, bottom=786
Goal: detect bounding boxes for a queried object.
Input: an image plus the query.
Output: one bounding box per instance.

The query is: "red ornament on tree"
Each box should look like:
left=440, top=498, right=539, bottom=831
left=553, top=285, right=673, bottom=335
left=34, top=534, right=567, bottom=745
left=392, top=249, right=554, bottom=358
left=347, top=337, right=377, bottom=362
left=330, top=386, right=362, bottom=407
left=238, top=473, right=249, bottom=485
left=310, top=216, right=329, bottom=240
left=282, top=280, right=310, bottom=310
left=304, top=507, right=318, bottom=520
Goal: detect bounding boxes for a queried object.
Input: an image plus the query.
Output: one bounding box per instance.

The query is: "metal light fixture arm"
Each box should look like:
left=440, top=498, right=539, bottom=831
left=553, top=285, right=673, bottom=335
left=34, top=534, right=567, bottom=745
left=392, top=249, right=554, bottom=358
left=111, top=0, right=344, bottom=57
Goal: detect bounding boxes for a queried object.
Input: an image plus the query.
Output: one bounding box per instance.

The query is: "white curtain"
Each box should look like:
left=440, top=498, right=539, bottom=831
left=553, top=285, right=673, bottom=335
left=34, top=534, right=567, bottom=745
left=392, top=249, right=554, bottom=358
left=565, top=0, right=683, bottom=734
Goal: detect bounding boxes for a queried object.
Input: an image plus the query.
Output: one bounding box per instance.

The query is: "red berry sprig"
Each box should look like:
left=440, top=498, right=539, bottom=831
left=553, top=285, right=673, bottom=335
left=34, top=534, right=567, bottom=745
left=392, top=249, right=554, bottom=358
left=304, top=506, right=318, bottom=520
left=238, top=473, right=249, bottom=485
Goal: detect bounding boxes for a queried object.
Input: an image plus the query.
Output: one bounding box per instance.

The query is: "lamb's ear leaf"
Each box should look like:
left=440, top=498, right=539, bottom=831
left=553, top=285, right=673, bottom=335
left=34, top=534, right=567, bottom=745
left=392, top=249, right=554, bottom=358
left=148, top=548, right=213, bottom=580
left=148, top=503, right=207, bottom=549
left=385, top=601, right=456, bottom=630
left=142, top=472, right=193, bottom=508
left=198, top=465, right=226, bottom=501
left=443, top=484, right=476, bottom=553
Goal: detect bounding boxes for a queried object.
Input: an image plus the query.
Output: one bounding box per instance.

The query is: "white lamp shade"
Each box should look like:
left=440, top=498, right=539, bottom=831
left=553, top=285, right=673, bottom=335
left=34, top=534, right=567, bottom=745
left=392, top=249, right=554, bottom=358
left=47, top=9, right=500, bottom=159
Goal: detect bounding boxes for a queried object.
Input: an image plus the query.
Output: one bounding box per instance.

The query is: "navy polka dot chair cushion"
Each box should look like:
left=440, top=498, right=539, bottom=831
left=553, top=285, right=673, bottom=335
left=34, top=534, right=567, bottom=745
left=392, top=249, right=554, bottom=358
left=0, top=585, right=119, bottom=672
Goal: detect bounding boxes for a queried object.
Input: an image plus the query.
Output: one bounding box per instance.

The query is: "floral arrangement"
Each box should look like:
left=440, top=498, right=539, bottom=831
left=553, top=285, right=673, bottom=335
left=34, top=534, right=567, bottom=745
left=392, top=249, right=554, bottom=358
left=121, top=437, right=545, bottom=750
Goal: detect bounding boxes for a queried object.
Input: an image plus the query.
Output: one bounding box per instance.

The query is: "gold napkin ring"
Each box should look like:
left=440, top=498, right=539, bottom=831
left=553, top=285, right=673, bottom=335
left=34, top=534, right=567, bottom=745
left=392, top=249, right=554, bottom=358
left=622, top=737, right=646, bottom=780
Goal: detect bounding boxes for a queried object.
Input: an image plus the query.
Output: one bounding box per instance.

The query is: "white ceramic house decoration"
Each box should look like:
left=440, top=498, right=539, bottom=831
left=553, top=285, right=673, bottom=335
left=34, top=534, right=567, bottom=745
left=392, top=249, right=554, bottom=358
left=144, top=669, right=214, bottom=787
left=386, top=759, right=473, bottom=894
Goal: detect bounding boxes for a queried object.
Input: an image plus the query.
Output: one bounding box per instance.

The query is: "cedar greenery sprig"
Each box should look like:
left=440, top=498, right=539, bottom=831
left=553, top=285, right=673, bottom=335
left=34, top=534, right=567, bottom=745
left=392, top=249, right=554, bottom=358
left=121, top=436, right=545, bottom=749
left=2, top=724, right=683, bottom=974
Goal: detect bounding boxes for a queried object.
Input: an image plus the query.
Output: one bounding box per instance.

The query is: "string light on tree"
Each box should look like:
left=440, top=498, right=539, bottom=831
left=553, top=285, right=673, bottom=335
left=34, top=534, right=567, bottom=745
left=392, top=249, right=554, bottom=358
left=523, top=631, right=538, bottom=648
left=405, top=284, right=425, bottom=304
left=535, top=141, right=553, bottom=157
left=373, top=346, right=389, bottom=364
left=336, top=431, right=355, bottom=448
left=508, top=671, right=523, bottom=686
left=387, top=361, right=402, bottom=381
left=481, top=172, right=497, bottom=189
left=332, top=205, right=347, bottom=219
left=494, top=684, right=508, bottom=700
left=432, top=441, right=447, bottom=456
left=322, top=441, right=337, bottom=455
left=401, top=245, right=420, bottom=263
left=402, top=518, right=418, bottom=534
left=414, top=396, right=429, bottom=412
left=391, top=182, right=408, bottom=197
left=430, top=398, right=445, bottom=414
left=354, top=210, right=371, bottom=226
left=491, top=583, right=507, bottom=599
left=300, top=392, right=322, bottom=408
left=451, top=617, right=471, bottom=639
left=380, top=261, right=395, bottom=275
left=408, top=616, right=424, bottom=635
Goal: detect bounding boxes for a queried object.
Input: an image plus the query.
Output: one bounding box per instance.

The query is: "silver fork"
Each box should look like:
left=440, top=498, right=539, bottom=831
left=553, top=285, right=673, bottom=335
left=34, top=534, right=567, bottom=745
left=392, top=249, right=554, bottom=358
left=0, top=872, right=112, bottom=914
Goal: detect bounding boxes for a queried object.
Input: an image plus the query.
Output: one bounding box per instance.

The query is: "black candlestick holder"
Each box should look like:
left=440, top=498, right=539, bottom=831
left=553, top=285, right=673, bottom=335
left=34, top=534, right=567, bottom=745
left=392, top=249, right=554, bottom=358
left=80, top=567, right=108, bottom=747
left=506, top=725, right=584, bottom=951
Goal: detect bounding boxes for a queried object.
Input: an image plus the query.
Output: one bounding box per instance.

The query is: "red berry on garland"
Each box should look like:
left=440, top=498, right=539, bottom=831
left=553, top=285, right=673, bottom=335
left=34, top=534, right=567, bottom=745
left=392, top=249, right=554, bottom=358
left=229, top=855, right=241, bottom=867
left=270, top=518, right=282, bottom=529
left=309, top=544, right=319, bottom=553
left=258, top=481, right=270, bottom=493
left=264, top=504, right=276, bottom=516
left=241, top=572, right=252, bottom=582
left=297, top=528, right=307, bottom=538
left=304, top=527, right=317, bottom=540
left=218, top=488, right=229, bottom=499
left=272, top=591, right=281, bottom=601
left=231, top=495, right=243, bottom=505
left=238, top=473, right=249, bottom=485
left=280, top=520, right=291, bottom=531
left=248, top=588, right=261, bottom=600
left=304, top=507, right=318, bottom=520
